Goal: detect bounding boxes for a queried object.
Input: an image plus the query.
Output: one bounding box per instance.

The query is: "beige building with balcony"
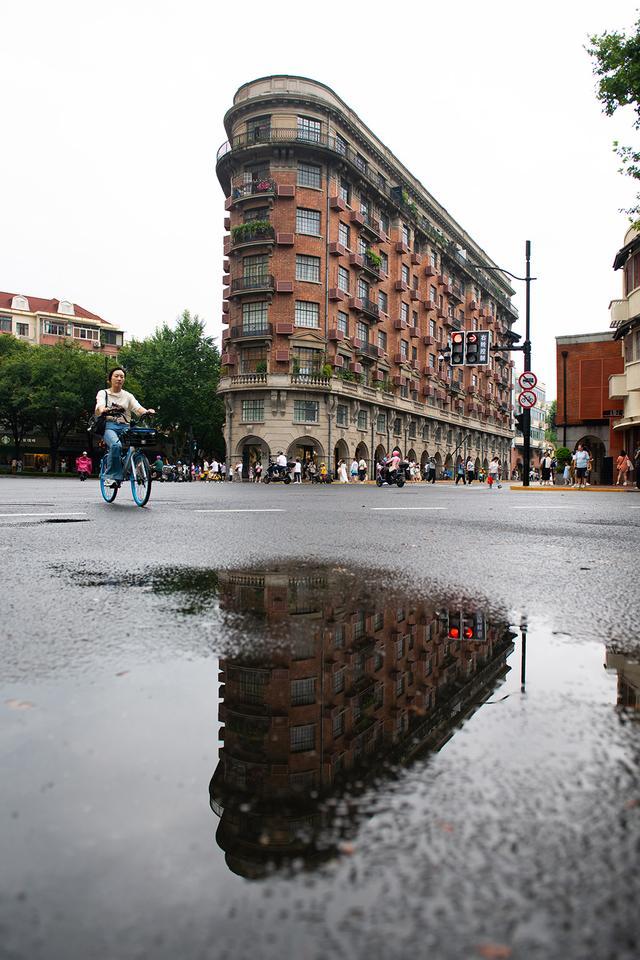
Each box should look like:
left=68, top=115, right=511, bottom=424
left=609, top=226, right=640, bottom=455
left=215, top=76, right=518, bottom=478
left=0, top=292, right=124, bottom=354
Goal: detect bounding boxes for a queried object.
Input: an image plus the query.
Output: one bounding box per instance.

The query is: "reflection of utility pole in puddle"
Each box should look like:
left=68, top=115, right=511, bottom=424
left=519, top=615, right=528, bottom=694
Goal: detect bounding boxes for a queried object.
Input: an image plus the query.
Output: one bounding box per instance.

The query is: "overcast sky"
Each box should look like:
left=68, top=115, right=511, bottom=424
left=2, top=0, right=638, bottom=398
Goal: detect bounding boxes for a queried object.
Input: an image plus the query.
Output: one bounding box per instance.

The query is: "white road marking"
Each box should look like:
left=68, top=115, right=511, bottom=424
left=370, top=507, right=447, bottom=512
left=194, top=509, right=286, bottom=514
left=511, top=506, right=576, bottom=510
left=0, top=512, right=88, bottom=518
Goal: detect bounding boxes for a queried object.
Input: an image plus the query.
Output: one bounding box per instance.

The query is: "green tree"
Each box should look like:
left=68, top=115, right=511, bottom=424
left=545, top=399, right=557, bottom=443
left=588, top=16, right=640, bottom=226
left=119, top=310, right=224, bottom=458
left=29, top=342, right=104, bottom=470
left=0, top=337, right=37, bottom=458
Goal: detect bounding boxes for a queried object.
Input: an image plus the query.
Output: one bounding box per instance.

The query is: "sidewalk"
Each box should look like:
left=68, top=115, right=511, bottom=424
left=508, top=482, right=639, bottom=493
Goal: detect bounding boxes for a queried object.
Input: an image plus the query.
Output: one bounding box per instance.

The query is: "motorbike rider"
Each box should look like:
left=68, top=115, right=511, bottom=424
left=386, top=449, right=401, bottom=479
left=75, top=451, right=92, bottom=481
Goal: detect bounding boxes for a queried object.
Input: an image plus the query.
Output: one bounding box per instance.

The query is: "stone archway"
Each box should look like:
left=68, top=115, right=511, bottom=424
left=355, top=440, right=369, bottom=462
left=334, top=438, right=349, bottom=479
left=407, top=448, right=417, bottom=463
left=434, top=451, right=443, bottom=480
left=287, top=436, right=325, bottom=470
left=420, top=449, right=429, bottom=470
left=576, top=435, right=606, bottom=485
left=443, top=453, right=453, bottom=479
left=235, top=435, right=270, bottom=480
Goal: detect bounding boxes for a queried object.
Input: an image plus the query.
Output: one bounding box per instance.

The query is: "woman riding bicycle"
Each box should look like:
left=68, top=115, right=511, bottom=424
left=95, top=367, right=155, bottom=487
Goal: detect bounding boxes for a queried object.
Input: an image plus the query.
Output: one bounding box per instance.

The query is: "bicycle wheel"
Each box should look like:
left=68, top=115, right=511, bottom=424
left=99, top=456, right=118, bottom=503
left=130, top=452, right=152, bottom=506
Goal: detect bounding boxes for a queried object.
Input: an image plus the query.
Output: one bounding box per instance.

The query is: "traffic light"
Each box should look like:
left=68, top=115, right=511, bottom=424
left=450, top=331, right=465, bottom=366
left=448, top=611, right=460, bottom=639
left=515, top=411, right=526, bottom=434
left=465, top=332, right=479, bottom=364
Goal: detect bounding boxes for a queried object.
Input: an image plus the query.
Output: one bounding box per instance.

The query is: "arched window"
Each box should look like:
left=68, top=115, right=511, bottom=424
left=11, top=295, right=29, bottom=311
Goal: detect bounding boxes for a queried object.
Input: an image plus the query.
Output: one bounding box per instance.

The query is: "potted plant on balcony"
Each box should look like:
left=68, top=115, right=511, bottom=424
left=321, top=363, right=333, bottom=379
left=365, top=249, right=382, bottom=269
left=255, top=360, right=267, bottom=373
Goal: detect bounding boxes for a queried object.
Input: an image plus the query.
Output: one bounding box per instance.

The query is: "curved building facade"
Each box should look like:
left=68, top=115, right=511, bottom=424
left=215, top=75, right=518, bottom=477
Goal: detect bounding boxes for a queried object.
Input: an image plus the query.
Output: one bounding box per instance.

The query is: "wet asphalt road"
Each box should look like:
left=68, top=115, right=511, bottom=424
left=1, top=477, right=639, bottom=960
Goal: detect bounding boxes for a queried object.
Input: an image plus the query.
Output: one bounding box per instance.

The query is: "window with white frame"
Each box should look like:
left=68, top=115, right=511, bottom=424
left=401, top=264, right=410, bottom=285
left=0, top=316, right=12, bottom=333
left=294, top=300, right=319, bottom=328
left=297, top=161, right=321, bottom=189
left=380, top=212, right=390, bottom=234
left=73, top=326, right=99, bottom=341
left=335, top=133, right=347, bottom=155
left=242, top=301, right=269, bottom=333
left=296, top=208, right=321, bottom=236
left=401, top=302, right=409, bottom=323
left=293, top=399, right=319, bottom=423
left=241, top=399, right=265, bottom=421
left=43, top=321, right=66, bottom=336
left=297, top=116, right=321, bottom=142
left=355, top=152, right=367, bottom=172
left=377, top=330, right=387, bottom=351
left=292, top=346, right=322, bottom=375
left=358, top=278, right=369, bottom=300
left=16, top=322, right=29, bottom=337
left=339, top=178, right=351, bottom=204
left=296, top=254, right=321, bottom=283
left=378, top=290, right=388, bottom=313
left=402, top=224, right=410, bottom=246
left=337, top=310, right=348, bottom=335
left=356, top=320, right=368, bottom=341
left=243, top=253, right=268, bottom=279
left=380, top=251, right=388, bottom=274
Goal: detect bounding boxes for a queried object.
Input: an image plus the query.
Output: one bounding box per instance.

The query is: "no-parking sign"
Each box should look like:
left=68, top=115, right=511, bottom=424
left=518, top=371, right=537, bottom=391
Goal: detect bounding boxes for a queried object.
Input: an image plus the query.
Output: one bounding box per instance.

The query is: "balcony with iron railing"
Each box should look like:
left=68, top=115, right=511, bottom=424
left=229, top=177, right=277, bottom=203
left=228, top=221, right=276, bottom=251
left=361, top=297, right=381, bottom=321
left=229, top=274, right=275, bottom=297
left=229, top=323, right=273, bottom=340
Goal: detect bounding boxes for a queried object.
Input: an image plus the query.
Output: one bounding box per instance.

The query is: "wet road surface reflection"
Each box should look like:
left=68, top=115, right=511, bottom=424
left=1, top=563, right=639, bottom=960
left=208, top=567, right=516, bottom=877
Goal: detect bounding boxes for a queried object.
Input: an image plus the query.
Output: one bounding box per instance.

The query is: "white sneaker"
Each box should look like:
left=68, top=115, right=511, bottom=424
left=104, top=478, right=117, bottom=488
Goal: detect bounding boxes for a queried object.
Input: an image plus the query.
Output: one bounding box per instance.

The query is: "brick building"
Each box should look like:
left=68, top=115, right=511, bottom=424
left=215, top=76, right=518, bottom=479
left=555, top=333, right=624, bottom=484
left=609, top=226, right=640, bottom=456
left=209, top=567, right=514, bottom=876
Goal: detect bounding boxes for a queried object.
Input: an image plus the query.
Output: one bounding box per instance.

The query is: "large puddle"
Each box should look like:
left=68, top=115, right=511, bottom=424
left=2, top=564, right=639, bottom=959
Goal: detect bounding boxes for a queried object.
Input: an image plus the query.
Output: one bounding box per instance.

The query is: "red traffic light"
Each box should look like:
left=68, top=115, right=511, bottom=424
left=448, top=626, right=460, bottom=639
left=463, top=626, right=474, bottom=639
left=467, top=333, right=478, bottom=343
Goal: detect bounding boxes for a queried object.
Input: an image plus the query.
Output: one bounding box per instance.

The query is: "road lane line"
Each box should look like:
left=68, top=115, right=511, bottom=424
left=194, top=509, right=286, bottom=514
left=511, top=506, right=576, bottom=510
left=0, top=512, right=88, bottom=517
left=370, top=507, right=446, bottom=512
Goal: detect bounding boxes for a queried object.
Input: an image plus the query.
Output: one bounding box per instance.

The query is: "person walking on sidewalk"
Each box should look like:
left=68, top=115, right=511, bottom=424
left=293, top=459, right=302, bottom=483
left=455, top=460, right=466, bottom=485
left=615, top=449, right=632, bottom=486
left=573, top=444, right=590, bottom=489
left=488, top=456, right=500, bottom=489
left=465, top=457, right=475, bottom=485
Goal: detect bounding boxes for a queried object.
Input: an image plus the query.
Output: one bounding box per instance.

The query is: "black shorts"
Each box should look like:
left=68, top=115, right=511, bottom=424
left=576, top=467, right=587, bottom=478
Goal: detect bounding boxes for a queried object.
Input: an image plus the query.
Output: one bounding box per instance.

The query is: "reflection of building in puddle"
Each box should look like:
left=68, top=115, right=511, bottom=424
left=606, top=649, right=640, bottom=711
left=209, top=567, right=515, bottom=878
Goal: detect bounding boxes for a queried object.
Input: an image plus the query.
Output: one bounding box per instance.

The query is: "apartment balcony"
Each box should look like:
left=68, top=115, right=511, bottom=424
left=361, top=297, right=381, bottom=321
left=361, top=213, right=385, bottom=242
left=362, top=257, right=384, bottom=281
left=227, top=177, right=280, bottom=207
left=228, top=222, right=276, bottom=252
left=290, top=373, right=331, bottom=387
left=356, top=341, right=383, bottom=360
left=229, top=323, right=273, bottom=341
left=450, top=284, right=465, bottom=302
left=229, top=274, right=275, bottom=297
left=230, top=372, right=269, bottom=385
left=609, top=373, right=627, bottom=398
left=610, top=298, right=629, bottom=328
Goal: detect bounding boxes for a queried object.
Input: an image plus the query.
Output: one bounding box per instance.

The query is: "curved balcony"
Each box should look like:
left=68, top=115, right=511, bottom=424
left=229, top=323, right=273, bottom=341
left=229, top=177, right=277, bottom=204
left=229, top=274, right=275, bottom=298
left=361, top=297, right=381, bottom=321
left=228, top=222, right=276, bottom=252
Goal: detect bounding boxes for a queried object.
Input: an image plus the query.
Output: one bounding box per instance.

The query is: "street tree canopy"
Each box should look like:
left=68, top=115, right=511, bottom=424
left=588, top=16, right=640, bottom=227
left=119, top=310, right=224, bottom=458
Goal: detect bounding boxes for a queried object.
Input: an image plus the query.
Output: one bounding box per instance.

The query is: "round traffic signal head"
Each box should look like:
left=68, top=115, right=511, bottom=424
left=463, top=626, right=474, bottom=639
left=448, top=626, right=460, bottom=639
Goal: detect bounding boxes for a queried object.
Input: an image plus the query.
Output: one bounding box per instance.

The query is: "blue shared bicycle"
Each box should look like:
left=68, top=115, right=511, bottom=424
left=99, top=422, right=156, bottom=507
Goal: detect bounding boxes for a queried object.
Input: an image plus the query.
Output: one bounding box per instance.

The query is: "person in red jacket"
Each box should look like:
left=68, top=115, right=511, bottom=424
left=75, top=452, right=93, bottom=481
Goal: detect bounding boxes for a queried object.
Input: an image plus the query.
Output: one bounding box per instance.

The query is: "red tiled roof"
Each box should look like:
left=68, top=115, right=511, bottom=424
left=0, top=292, right=112, bottom=326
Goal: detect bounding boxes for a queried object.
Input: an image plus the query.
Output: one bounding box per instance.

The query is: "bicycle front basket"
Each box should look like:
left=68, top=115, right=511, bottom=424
left=126, top=427, right=157, bottom=445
